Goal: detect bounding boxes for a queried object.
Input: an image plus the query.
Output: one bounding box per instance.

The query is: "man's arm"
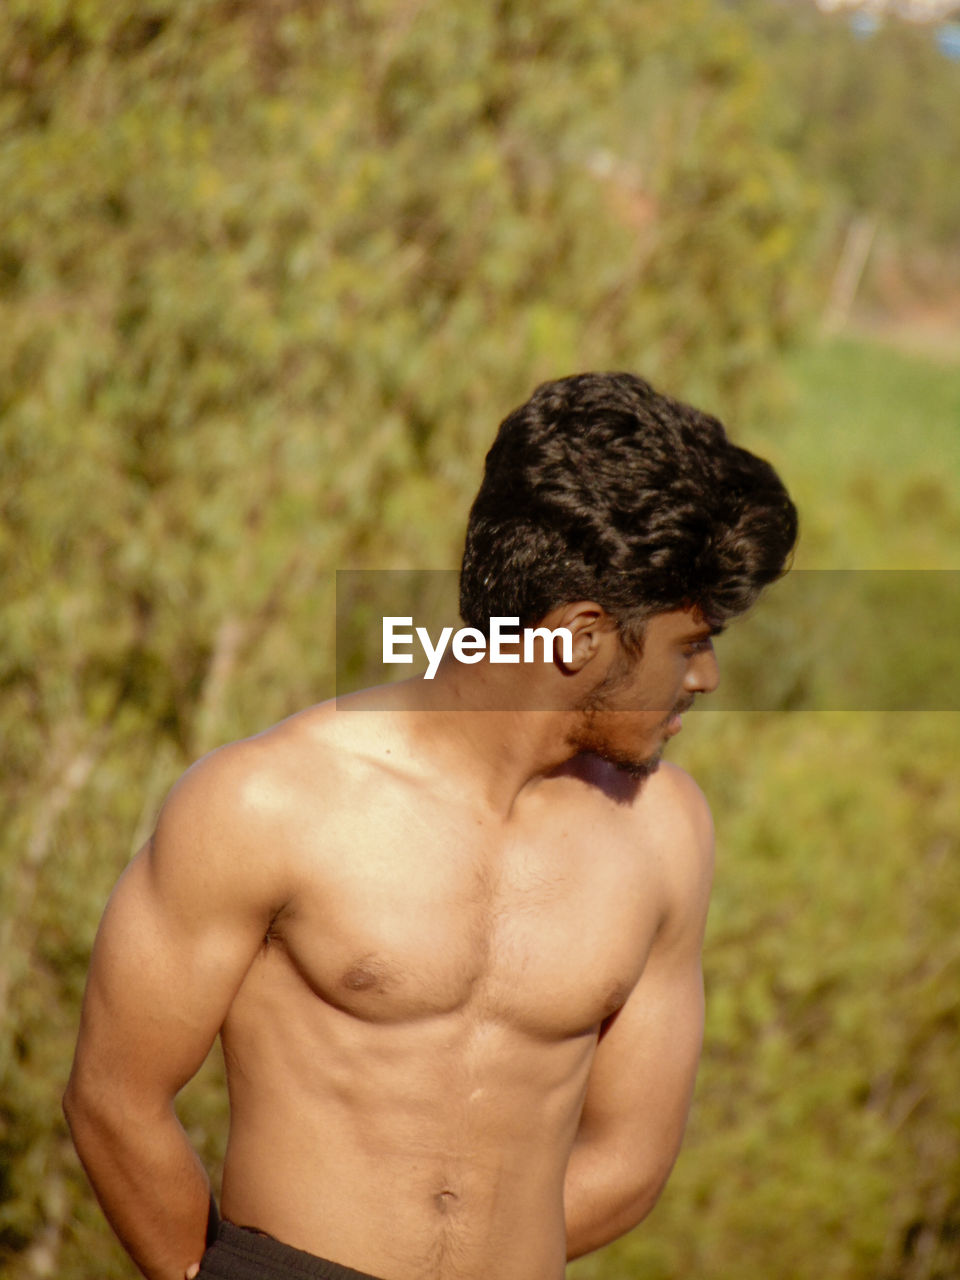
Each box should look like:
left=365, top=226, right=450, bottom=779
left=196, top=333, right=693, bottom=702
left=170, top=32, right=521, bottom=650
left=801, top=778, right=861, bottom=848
left=564, top=764, right=714, bottom=1260
left=63, top=740, right=295, bottom=1280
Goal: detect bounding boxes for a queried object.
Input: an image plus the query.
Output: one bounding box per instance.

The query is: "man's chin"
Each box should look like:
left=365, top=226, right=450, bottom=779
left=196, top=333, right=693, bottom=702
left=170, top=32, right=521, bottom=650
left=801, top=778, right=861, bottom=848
left=601, top=747, right=663, bottom=781
left=574, top=741, right=664, bottom=782
left=565, top=715, right=666, bottom=784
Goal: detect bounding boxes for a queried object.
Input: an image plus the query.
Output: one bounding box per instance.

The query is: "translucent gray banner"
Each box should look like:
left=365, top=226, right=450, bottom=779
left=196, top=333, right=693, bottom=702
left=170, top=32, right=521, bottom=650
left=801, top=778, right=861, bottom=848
left=335, top=570, right=960, bottom=711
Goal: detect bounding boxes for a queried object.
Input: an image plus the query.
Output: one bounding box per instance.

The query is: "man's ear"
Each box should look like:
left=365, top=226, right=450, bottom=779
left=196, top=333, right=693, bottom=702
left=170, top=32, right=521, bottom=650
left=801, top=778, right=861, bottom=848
left=539, top=601, right=617, bottom=674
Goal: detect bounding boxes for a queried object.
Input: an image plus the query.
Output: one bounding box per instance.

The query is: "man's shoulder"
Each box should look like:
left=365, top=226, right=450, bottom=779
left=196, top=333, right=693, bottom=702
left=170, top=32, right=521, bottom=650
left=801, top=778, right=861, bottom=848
left=164, top=698, right=403, bottom=826
left=154, top=706, right=332, bottom=843
left=630, top=763, right=715, bottom=887
left=637, top=762, right=712, bottom=831
left=144, top=705, right=367, bottom=905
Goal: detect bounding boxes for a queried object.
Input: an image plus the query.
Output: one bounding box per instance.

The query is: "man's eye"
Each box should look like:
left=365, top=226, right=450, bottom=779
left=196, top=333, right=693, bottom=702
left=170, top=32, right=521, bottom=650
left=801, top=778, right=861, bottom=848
left=684, top=638, right=714, bottom=657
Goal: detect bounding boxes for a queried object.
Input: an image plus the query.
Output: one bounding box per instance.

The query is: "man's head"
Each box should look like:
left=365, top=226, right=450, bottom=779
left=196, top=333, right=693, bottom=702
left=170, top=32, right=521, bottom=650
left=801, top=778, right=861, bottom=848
left=459, top=371, right=798, bottom=648
left=456, top=372, right=797, bottom=778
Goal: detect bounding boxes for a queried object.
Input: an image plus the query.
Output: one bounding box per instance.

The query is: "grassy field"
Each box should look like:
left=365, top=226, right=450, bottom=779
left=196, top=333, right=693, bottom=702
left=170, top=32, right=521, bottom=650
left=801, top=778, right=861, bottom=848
left=569, top=333, right=960, bottom=1280
left=749, top=336, right=960, bottom=570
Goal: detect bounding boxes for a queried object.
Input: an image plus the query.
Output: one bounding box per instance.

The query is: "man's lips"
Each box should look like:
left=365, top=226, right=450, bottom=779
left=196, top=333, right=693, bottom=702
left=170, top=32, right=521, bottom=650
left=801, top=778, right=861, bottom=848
left=663, top=698, right=695, bottom=736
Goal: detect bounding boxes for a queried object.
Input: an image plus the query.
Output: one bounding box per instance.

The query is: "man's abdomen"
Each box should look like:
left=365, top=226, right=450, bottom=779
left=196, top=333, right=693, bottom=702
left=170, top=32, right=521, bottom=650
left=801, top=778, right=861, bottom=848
left=219, top=968, right=594, bottom=1279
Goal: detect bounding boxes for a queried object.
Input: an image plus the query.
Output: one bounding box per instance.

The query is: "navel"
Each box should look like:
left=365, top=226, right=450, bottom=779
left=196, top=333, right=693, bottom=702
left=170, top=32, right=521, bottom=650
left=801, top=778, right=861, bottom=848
left=433, top=1189, right=460, bottom=1214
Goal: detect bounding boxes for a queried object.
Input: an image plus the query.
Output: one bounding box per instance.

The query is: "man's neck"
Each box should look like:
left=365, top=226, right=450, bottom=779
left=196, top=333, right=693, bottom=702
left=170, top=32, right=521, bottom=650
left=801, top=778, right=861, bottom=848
left=388, top=657, right=587, bottom=818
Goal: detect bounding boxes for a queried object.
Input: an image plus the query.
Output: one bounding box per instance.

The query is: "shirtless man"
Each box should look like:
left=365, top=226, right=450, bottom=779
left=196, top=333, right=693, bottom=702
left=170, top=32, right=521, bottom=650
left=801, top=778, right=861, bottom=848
left=64, top=372, right=797, bottom=1280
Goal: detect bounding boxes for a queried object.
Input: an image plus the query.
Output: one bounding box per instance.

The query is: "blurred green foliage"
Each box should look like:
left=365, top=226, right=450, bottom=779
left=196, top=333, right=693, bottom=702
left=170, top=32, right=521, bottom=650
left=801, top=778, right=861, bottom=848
left=0, top=1, right=957, bottom=1279
left=739, top=0, right=960, bottom=311
left=739, top=0, right=960, bottom=249
left=574, top=706, right=960, bottom=1280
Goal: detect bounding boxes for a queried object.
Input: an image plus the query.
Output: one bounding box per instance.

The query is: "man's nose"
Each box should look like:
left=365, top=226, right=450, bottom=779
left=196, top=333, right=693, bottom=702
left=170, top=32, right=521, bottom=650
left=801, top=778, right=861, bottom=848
left=686, top=645, right=720, bottom=695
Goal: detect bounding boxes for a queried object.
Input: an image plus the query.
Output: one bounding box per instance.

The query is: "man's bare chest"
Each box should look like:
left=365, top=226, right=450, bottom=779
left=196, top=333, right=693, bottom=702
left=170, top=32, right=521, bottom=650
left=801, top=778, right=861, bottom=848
left=263, top=793, right=664, bottom=1040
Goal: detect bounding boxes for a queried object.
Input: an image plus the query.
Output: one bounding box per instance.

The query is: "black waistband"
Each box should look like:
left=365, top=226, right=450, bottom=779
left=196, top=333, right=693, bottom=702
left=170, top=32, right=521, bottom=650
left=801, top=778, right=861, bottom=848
left=199, top=1220, right=386, bottom=1280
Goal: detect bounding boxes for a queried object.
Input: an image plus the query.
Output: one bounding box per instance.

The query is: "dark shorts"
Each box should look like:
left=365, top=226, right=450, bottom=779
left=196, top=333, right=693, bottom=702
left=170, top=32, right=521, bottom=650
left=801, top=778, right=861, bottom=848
left=198, top=1220, right=386, bottom=1280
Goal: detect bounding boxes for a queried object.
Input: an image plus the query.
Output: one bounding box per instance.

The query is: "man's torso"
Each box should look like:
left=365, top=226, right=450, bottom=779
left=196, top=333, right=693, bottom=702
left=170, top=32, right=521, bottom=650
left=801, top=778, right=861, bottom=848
left=215, top=702, right=671, bottom=1280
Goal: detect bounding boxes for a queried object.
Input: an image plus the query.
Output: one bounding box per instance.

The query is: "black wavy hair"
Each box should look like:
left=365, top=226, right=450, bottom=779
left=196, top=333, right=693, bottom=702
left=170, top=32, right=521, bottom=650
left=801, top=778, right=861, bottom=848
left=459, top=372, right=798, bottom=643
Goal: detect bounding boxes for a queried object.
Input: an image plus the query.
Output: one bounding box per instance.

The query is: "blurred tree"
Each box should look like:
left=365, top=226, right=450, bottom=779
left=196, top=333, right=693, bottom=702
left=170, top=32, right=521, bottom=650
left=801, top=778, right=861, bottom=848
left=737, top=0, right=960, bottom=313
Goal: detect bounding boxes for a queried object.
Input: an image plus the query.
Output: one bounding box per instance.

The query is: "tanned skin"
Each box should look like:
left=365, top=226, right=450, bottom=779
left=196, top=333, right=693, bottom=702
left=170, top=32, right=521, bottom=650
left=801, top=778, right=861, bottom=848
left=64, top=601, right=719, bottom=1280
